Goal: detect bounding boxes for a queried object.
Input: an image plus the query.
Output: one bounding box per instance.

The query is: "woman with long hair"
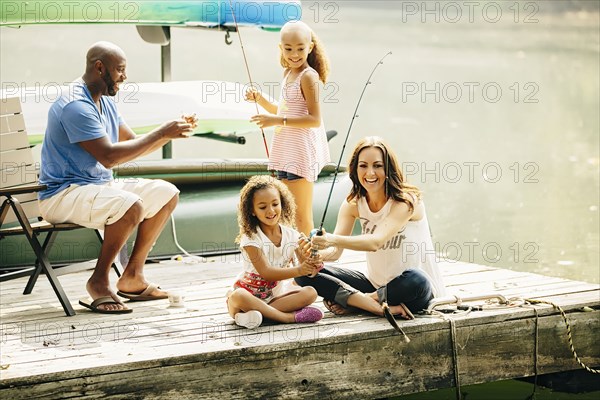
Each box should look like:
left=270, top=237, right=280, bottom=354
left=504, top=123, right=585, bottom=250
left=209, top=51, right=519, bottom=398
left=295, top=136, right=445, bottom=318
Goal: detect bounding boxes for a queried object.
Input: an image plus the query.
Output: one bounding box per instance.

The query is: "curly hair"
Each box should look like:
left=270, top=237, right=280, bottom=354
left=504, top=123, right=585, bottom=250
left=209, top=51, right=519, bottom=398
left=347, top=136, right=422, bottom=212
left=279, top=21, right=330, bottom=83
left=236, top=175, right=297, bottom=243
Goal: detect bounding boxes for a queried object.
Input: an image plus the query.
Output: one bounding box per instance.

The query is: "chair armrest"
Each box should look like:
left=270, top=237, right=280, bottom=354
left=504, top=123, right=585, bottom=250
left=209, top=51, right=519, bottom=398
left=0, top=184, right=47, bottom=197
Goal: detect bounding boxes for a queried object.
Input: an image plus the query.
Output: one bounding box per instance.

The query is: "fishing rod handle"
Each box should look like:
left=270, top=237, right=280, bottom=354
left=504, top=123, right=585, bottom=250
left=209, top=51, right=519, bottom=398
left=307, top=228, right=324, bottom=278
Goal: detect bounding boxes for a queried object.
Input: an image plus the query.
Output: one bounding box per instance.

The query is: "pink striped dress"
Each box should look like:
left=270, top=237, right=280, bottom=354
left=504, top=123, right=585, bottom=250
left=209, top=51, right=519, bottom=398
left=268, top=67, right=331, bottom=182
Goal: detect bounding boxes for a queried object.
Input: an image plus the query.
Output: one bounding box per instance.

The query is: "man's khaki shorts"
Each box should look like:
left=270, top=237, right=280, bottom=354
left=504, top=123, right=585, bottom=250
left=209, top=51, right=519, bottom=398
left=39, top=178, right=179, bottom=230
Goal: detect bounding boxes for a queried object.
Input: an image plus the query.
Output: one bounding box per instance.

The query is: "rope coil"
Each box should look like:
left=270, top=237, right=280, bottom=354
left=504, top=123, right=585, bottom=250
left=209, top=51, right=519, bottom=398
left=525, top=298, right=599, bottom=374
left=431, top=295, right=598, bottom=400
left=449, top=318, right=462, bottom=400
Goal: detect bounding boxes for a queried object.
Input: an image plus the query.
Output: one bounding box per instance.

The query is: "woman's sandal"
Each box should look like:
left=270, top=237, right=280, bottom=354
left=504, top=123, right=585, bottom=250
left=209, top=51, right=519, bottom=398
left=323, top=299, right=352, bottom=316
left=398, top=303, right=415, bottom=320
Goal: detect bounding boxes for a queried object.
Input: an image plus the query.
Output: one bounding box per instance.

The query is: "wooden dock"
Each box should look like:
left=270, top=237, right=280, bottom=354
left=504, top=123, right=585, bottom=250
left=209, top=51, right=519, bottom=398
left=1, top=251, right=598, bottom=399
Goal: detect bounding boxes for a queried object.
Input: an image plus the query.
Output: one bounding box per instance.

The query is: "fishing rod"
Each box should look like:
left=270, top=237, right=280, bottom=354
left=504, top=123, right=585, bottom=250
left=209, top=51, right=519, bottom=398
left=307, top=52, right=409, bottom=342
left=307, top=52, right=391, bottom=278
left=226, top=0, right=270, bottom=158
left=312, top=51, right=392, bottom=237
left=383, top=303, right=411, bottom=343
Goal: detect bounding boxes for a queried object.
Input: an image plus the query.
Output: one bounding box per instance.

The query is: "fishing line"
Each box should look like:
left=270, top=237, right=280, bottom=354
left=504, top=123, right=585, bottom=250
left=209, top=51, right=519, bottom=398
left=226, top=0, right=270, bottom=158
left=313, top=51, right=392, bottom=235
left=307, top=52, right=392, bottom=277
left=309, top=53, right=402, bottom=335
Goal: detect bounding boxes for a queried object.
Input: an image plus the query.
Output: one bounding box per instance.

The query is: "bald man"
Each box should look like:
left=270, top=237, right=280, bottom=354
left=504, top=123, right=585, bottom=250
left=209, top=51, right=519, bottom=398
left=38, top=41, right=194, bottom=314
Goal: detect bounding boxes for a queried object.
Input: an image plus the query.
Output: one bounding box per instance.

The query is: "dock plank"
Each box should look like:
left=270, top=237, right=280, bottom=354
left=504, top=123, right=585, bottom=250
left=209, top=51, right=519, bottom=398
left=1, top=251, right=598, bottom=399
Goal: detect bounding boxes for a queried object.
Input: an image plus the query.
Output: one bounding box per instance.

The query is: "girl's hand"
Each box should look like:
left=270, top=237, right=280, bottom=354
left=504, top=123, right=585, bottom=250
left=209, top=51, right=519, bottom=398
left=298, top=259, right=319, bottom=276
left=245, top=88, right=261, bottom=103
left=298, top=234, right=325, bottom=261
left=310, top=252, right=324, bottom=265
left=297, top=235, right=312, bottom=262
left=181, top=113, right=198, bottom=129
left=250, top=114, right=280, bottom=129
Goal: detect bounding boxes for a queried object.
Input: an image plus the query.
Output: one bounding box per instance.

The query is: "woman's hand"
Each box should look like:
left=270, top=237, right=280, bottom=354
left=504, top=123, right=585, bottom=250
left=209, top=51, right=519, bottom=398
left=311, top=229, right=335, bottom=249
left=250, top=113, right=281, bottom=129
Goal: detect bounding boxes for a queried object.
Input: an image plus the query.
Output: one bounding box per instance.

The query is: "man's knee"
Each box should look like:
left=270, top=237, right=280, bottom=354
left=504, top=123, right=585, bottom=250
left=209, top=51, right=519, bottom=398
left=122, top=200, right=144, bottom=225
left=165, top=193, right=179, bottom=212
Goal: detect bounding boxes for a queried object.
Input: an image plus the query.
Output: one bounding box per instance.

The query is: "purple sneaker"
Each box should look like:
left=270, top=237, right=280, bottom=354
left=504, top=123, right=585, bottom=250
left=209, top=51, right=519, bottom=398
left=294, top=306, right=324, bottom=323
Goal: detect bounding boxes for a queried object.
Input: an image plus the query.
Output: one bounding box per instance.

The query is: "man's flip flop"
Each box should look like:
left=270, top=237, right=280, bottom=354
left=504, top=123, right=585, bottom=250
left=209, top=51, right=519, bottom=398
left=117, top=283, right=169, bottom=301
left=79, top=297, right=132, bottom=314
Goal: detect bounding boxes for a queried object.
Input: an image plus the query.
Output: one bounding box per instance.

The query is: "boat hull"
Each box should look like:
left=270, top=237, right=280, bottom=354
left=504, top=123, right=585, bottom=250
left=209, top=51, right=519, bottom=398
left=0, top=160, right=351, bottom=268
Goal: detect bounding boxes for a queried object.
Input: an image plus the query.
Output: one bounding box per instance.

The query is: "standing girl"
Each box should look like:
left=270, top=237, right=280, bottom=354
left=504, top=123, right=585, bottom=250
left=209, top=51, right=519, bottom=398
left=227, top=175, right=324, bottom=329
left=295, top=137, right=446, bottom=318
left=246, top=20, right=331, bottom=235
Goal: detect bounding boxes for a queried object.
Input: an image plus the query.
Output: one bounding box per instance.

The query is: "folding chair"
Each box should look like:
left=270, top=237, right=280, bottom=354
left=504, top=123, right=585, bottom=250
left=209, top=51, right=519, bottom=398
left=0, top=96, right=122, bottom=316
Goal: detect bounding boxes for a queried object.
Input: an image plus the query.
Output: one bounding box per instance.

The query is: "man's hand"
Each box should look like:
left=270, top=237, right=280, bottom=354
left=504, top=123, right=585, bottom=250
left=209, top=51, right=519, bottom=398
left=158, top=118, right=195, bottom=139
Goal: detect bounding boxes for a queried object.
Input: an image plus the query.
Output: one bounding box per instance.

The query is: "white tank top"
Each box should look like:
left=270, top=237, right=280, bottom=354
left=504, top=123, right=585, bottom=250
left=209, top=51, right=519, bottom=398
left=357, top=197, right=446, bottom=297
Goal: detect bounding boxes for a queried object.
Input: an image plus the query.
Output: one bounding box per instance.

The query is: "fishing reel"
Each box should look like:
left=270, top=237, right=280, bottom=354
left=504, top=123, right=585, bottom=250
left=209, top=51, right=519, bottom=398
left=309, top=228, right=323, bottom=239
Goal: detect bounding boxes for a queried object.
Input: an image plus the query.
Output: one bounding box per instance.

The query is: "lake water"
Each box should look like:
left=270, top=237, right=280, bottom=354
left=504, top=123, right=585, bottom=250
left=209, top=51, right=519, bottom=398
left=2, top=1, right=597, bottom=284
left=1, top=1, right=598, bottom=396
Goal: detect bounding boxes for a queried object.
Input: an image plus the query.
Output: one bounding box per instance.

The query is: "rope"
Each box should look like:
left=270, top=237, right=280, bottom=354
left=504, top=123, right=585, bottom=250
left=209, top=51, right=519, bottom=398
left=421, top=308, right=471, bottom=320
left=449, top=318, right=462, bottom=400
left=427, top=295, right=598, bottom=398
left=527, top=307, right=539, bottom=400
left=423, top=297, right=525, bottom=318
left=169, top=214, right=206, bottom=264
left=525, top=298, right=599, bottom=374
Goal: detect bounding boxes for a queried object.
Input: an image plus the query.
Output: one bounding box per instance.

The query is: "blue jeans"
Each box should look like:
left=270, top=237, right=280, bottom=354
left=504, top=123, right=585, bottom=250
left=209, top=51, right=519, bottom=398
left=294, top=266, right=433, bottom=313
